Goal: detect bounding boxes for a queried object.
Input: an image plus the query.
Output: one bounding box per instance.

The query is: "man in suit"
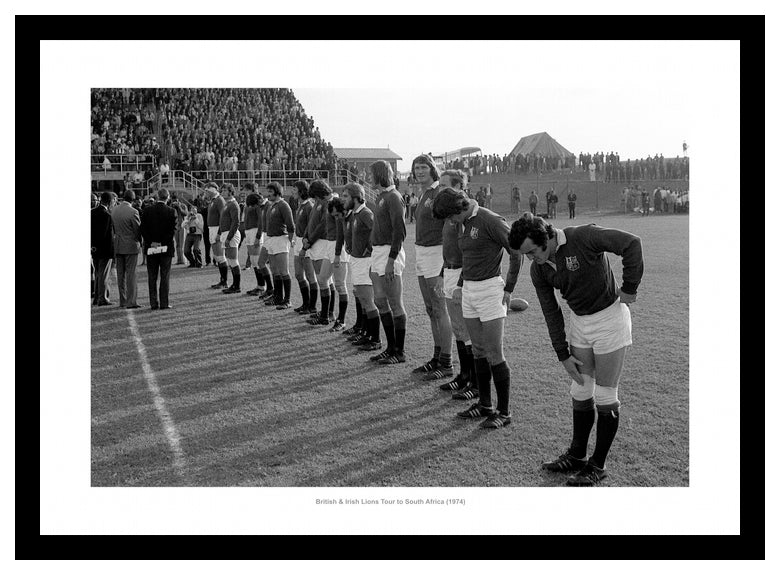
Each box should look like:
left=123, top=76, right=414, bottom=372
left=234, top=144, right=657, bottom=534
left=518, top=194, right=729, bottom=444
left=91, top=191, right=117, bottom=306
left=141, top=188, right=177, bottom=310
left=111, top=190, right=143, bottom=309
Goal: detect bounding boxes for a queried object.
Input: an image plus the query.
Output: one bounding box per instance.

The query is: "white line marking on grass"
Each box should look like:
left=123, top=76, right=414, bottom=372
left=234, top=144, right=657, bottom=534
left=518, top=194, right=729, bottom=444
left=126, top=311, right=186, bottom=476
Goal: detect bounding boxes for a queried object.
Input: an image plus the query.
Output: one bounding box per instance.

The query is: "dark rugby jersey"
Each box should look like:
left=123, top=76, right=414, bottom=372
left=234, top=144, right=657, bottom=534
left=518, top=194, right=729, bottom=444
left=305, top=196, right=329, bottom=245
left=335, top=216, right=348, bottom=256
left=207, top=195, right=225, bottom=226
left=414, top=183, right=445, bottom=246
left=350, top=204, right=373, bottom=258
left=458, top=205, right=520, bottom=292
left=325, top=209, right=338, bottom=241
left=530, top=224, right=644, bottom=361
left=370, top=187, right=406, bottom=259
left=244, top=204, right=259, bottom=230
left=442, top=218, right=463, bottom=268
left=295, top=199, right=314, bottom=238
left=265, top=199, right=295, bottom=237
left=218, top=199, right=240, bottom=239
left=257, top=200, right=270, bottom=233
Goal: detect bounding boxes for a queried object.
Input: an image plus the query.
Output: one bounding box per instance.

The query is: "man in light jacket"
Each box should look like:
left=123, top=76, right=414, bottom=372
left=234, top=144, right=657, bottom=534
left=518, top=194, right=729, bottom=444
left=111, top=190, right=143, bottom=308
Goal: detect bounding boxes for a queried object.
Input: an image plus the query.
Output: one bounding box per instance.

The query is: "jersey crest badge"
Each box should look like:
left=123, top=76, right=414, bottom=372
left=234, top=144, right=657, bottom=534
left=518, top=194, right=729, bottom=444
left=425, top=198, right=434, bottom=208
left=469, top=227, right=479, bottom=239
left=565, top=256, right=580, bottom=271
left=379, top=199, right=385, bottom=207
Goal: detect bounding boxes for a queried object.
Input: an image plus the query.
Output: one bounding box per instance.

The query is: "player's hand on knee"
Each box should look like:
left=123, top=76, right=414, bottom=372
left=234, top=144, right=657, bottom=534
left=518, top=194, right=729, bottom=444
left=452, top=287, right=462, bottom=304
left=561, top=356, right=585, bottom=384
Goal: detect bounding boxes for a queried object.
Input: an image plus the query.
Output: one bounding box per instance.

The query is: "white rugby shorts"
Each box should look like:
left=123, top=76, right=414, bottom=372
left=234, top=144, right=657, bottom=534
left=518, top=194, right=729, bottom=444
left=567, top=297, right=632, bottom=355
left=293, top=235, right=304, bottom=257
left=245, top=227, right=258, bottom=245
left=208, top=225, right=220, bottom=244
left=351, top=256, right=373, bottom=286
left=415, top=244, right=444, bottom=278
left=371, top=244, right=405, bottom=277
left=308, top=238, right=329, bottom=261
left=264, top=234, right=290, bottom=255
left=443, top=267, right=462, bottom=299
left=219, top=230, right=241, bottom=248
left=462, top=276, right=506, bottom=322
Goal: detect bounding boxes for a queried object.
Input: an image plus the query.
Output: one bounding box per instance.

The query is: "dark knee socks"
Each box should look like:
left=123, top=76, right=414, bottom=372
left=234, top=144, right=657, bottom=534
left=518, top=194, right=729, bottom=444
left=491, top=361, right=511, bottom=416
left=474, top=357, right=493, bottom=408
left=570, top=398, right=596, bottom=460
left=393, top=313, right=407, bottom=354
left=379, top=312, right=396, bottom=351
left=591, top=405, right=620, bottom=469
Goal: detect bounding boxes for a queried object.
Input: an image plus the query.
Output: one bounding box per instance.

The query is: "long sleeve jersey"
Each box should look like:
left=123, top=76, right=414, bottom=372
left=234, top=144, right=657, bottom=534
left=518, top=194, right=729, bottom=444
left=295, top=199, right=314, bottom=238
left=414, top=183, right=445, bottom=246
left=441, top=218, right=463, bottom=268
left=305, top=196, right=329, bottom=245
left=530, top=224, right=644, bottom=361
left=244, top=204, right=259, bottom=230
left=346, top=203, right=373, bottom=258
left=257, top=200, right=270, bottom=233
left=325, top=208, right=338, bottom=241
left=265, top=199, right=295, bottom=237
left=207, top=195, right=226, bottom=226
left=370, top=187, right=406, bottom=259
left=218, top=199, right=240, bottom=240
left=458, top=205, right=521, bottom=292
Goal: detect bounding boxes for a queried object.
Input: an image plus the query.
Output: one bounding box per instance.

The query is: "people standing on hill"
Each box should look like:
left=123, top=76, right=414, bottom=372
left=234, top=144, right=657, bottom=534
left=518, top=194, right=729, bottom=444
left=567, top=190, right=577, bottom=219
left=549, top=189, right=558, bottom=219
left=529, top=190, right=538, bottom=216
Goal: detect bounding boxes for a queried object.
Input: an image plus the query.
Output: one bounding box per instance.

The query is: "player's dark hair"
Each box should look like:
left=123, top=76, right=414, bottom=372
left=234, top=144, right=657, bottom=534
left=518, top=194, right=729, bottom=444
left=412, top=154, right=440, bottom=183
left=221, top=183, right=235, bottom=195
left=328, top=196, right=345, bottom=215
left=508, top=212, right=555, bottom=251
left=293, top=180, right=309, bottom=199
left=267, top=181, right=283, bottom=197
left=431, top=187, right=470, bottom=219
left=309, top=179, right=332, bottom=199
left=369, top=160, right=394, bottom=189
left=245, top=192, right=260, bottom=206
left=243, top=181, right=258, bottom=193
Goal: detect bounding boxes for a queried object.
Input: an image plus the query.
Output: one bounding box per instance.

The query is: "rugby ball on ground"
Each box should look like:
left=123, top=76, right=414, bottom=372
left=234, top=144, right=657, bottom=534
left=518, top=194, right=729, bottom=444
left=509, top=298, right=529, bottom=312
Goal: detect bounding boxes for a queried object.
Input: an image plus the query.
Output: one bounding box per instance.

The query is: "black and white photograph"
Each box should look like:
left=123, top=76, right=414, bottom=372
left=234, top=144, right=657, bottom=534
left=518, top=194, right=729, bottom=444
left=32, top=18, right=761, bottom=548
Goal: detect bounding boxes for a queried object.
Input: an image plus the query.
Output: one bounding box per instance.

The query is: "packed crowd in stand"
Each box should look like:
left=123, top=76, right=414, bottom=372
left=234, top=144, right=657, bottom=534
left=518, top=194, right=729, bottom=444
left=91, top=89, right=160, bottom=163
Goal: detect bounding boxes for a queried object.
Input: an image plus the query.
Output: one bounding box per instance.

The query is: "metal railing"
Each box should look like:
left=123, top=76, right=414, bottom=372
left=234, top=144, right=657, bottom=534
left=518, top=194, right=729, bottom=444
left=91, top=154, right=156, bottom=174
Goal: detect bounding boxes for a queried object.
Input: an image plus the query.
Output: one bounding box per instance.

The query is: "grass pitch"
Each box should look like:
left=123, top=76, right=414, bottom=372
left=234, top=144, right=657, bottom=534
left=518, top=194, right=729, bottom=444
left=91, top=210, right=689, bottom=487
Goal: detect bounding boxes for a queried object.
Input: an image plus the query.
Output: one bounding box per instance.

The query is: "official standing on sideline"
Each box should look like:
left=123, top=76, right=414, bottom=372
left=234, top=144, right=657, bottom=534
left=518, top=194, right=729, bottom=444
left=509, top=213, right=643, bottom=485
left=91, top=191, right=117, bottom=306
left=141, top=188, right=177, bottom=310
left=111, top=190, right=142, bottom=308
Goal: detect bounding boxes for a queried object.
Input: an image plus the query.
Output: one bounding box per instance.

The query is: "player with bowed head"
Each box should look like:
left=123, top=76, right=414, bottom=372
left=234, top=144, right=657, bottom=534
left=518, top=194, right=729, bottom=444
left=508, top=213, right=644, bottom=485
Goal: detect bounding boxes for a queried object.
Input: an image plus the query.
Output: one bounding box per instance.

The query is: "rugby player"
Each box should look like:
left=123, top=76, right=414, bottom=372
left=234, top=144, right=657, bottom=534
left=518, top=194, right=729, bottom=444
left=292, top=180, right=319, bottom=315
left=218, top=183, right=242, bottom=294
left=509, top=213, right=643, bottom=485
left=263, top=182, right=295, bottom=309
left=242, top=183, right=263, bottom=296
left=411, top=154, right=454, bottom=380
left=436, top=170, right=477, bottom=398
left=328, top=196, right=350, bottom=331
left=256, top=190, right=276, bottom=301
left=205, top=181, right=228, bottom=289
left=341, top=183, right=382, bottom=350
left=303, top=180, right=337, bottom=325
left=432, top=188, right=522, bottom=429
left=368, top=160, right=408, bottom=364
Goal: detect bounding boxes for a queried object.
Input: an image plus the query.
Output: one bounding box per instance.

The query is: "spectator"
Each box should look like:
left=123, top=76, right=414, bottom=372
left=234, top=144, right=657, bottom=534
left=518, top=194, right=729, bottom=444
left=169, top=191, right=188, bottom=264
left=567, top=190, right=577, bottom=219
left=529, top=189, right=538, bottom=216
left=111, top=190, right=143, bottom=309
left=183, top=204, right=204, bottom=267
left=91, top=191, right=117, bottom=306
left=409, top=192, right=418, bottom=222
